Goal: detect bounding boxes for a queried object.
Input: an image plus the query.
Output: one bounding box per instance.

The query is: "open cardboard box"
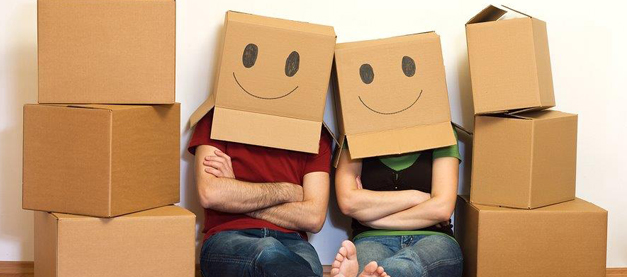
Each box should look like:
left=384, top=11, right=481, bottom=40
left=23, top=104, right=180, bottom=217
left=455, top=196, right=607, bottom=277
left=190, top=11, right=337, bottom=154
left=466, top=5, right=555, bottom=114
left=332, top=32, right=456, bottom=163
left=35, top=205, right=196, bottom=277
left=471, top=109, right=578, bottom=209
left=38, top=0, right=176, bottom=104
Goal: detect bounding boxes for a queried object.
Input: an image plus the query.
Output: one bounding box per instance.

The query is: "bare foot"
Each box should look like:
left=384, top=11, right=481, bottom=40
left=330, top=240, right=389, bottom=277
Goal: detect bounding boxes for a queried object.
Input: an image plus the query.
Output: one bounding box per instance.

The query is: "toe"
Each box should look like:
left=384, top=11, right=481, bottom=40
left=342, top=240, right=357, bottom=259
left=363, top=261, right=378, bottom=273
left=335, top=253, right=345, bottom=262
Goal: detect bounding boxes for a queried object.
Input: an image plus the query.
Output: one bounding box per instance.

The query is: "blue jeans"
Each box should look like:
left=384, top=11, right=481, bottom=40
left=355, top=234, right=463, bottom=277
left=200, top=229, right=323, bottom=277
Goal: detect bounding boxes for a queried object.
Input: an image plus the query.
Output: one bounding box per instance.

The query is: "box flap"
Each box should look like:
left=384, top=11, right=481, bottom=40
left=470, top=198, right=606, bottom=213
left=212, top=107, right=322, bottom=153
left=509, top=110, right=575, bottom=121
left=452, top=122, right=473, bottom=136
left=190, top=92, right=216, bottom=127
left=346, top=121, right=456, bottom=159
left=467, top=5, right=534, bottom=24
left=52, top=205, right=194, bottom=220
left=227, top=11, right=335, bottom=37
left=466, top=5, right=507, bottom=24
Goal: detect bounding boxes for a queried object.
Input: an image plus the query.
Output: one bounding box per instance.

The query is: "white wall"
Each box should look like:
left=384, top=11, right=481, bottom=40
left=1, top=0, right=626, bottom=267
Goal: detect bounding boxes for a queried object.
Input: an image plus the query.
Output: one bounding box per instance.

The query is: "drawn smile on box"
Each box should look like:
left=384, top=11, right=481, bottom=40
left=358, top=89, right=423, bottom=115
left=357, top=56, right=422, bottom=115
left=234, top=43, right=300, bottom=100
left=232, top=72, right=298, bottom=100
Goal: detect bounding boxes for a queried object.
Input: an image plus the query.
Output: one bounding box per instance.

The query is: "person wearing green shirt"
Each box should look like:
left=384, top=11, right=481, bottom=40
left=330, top=127, right=463, bottom=277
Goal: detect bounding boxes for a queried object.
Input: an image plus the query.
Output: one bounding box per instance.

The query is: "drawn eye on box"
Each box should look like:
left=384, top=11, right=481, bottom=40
left=357, top=55, right=423, bottom=115
left=233, top=43, right=301, bottom=100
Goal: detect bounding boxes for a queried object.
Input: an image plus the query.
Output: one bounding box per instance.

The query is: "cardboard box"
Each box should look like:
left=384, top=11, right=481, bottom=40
left=455, top=196, right=607, bottom=277
left=38, top=0, right=175, bottom=104
left=23, top=104, right=180, bottom=217
left=35, top=205, right=196, bottom=277
left=471, top=110, right=577, bottom=209
left=466, top=5, right=555, bottom=114
left=189, top=11, right=336, bottom=153
left=333, top=32, right=456, bottom=161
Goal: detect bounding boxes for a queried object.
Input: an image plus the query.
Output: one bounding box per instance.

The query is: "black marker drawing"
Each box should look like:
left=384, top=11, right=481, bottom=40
left=285, top=51, right=300, bottom=77
left=242, top=43, right=258, bottom=68
left=233, top=72, right=298, bottom=100
left=360, top=64, right=374, bottom=84
left=233, top=44, right=299, bottom=100
left=357, top=56, right=421, bottom=115
left=402, top=56, right=416, bottom=77
left=359, top=90, right=423, bottom=115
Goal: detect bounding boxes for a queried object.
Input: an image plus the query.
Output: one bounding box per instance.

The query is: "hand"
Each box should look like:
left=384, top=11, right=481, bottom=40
left=435, top=220, right=450, bottom=228
left=355, top=176, right=363, bottom=189
left=203, top=149, right=235, bottom=178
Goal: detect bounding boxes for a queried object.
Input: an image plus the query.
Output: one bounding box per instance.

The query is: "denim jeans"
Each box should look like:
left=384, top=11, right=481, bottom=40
left=200, top=229, right=323, bottom=277
left=355, top=234, right=463, bottom=277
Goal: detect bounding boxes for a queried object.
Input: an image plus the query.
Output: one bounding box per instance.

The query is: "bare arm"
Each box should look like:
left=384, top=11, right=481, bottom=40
left=194, top=145, right=303, bottom=213
left=246, top=171, right=330, bottom=233
left=361, top=157, right=459, bottom=230
left=335, top=149, right=431, bottom=222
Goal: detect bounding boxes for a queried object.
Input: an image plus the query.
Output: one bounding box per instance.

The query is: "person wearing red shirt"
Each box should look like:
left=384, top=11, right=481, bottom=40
left=189, top=110, right=332, bottom=277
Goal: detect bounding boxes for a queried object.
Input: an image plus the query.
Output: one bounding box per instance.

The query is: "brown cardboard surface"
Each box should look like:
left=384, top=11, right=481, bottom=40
left=38, top=0, right=175, bottom=104
left=190, top=11, right=336, bottom=153
left=333, top=32, right=456, bottom=161
left=470, top=110, right=577, bottom=209
left=23, top=104, right=180, bottom=217
left=466, top=5, right=555, bottom=114
left=34, top=212, right=57, bottom=277
left=455, top=196, right=607, bottom=277
left=34, top=206, right=196, bottom=277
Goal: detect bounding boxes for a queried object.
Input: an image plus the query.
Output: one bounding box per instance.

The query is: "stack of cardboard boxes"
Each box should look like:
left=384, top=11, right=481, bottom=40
left=455, top=5, right=608, bottom=277
left=23, top=1, right=195, bottom=276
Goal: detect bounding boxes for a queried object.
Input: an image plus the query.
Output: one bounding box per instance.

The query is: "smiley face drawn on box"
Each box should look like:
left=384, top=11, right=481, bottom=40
left=333, top=32, right=455, bottom=159
left=189, top=11, right=336, bottom=153
left=335, top=32, right=452, bottom=136
left=356, top=55, right=423, bottom=115
left=215, top=12, right=336, bottom=122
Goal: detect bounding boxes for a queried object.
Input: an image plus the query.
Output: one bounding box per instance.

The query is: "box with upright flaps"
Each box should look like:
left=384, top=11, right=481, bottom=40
left=333, top=32, right=457, bottom=162
left=189, top=11, right=337, bottom=153
left=466, top=5, right=555, bottom=114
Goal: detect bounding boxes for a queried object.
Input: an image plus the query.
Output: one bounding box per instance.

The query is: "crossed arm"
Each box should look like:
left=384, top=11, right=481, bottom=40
left=194, top=145, right=329, bottom=233
left=335, top=149, right=459, bottom=230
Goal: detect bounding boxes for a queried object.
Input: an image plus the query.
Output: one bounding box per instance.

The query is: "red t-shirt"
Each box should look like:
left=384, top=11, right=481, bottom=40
left=188, top=110, right=333, bottom=242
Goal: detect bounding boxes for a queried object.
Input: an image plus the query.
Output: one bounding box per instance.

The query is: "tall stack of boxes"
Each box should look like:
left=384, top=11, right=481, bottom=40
left=23, top=1, right=195, bottom=276
left=455, top=5, right=608, bottom=277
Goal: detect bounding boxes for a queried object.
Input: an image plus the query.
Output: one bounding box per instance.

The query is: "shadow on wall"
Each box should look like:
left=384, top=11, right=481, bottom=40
left=0, top=3, right=38, bottom=260
left=454, top=33, right=474, bottom=195
left=181, top=23, right=226, bottom=261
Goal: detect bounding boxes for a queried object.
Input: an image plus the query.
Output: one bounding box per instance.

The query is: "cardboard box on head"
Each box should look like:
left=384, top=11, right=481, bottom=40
left=189, top=11, right=337, bottom=154
left=333, top=32, right=456, bottom=163
left=466, top=5, right=555, bottom=115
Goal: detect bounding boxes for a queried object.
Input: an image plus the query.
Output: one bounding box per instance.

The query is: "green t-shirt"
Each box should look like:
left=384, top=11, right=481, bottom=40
left=379, top=129, right=461, bottom=171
